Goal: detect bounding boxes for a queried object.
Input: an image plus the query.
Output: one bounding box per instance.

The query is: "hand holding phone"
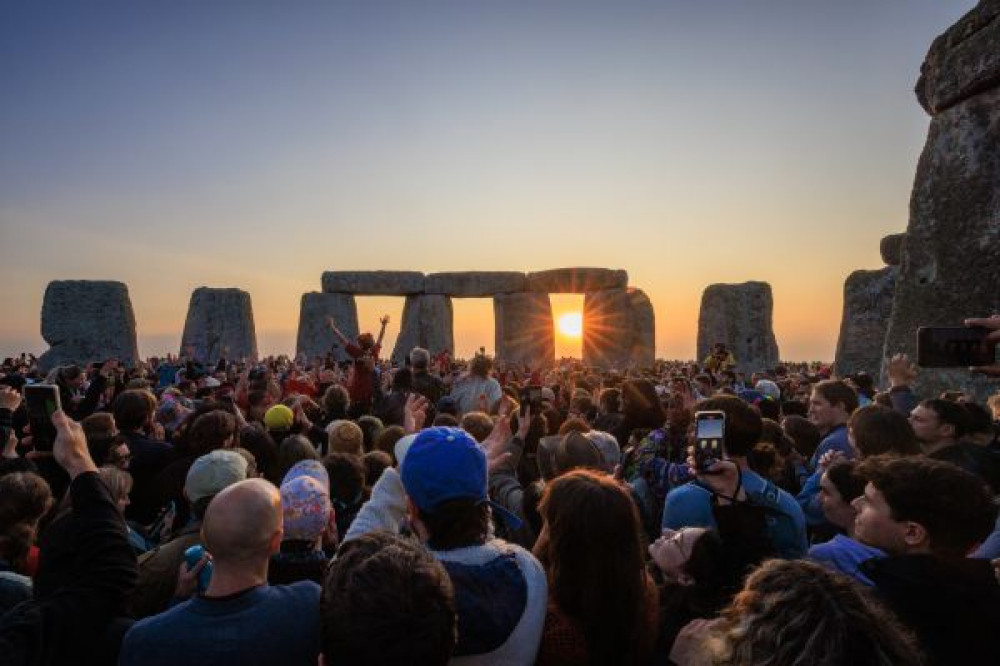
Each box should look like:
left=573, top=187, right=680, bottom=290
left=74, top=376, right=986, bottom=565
left=693, top=410, right=725, bottom=472
left=520, top=385, right=543, bottom=416
left=24, top=385, right=61, bottom=452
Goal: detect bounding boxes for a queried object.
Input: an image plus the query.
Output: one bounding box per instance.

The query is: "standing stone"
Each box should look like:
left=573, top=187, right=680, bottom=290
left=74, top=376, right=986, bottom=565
left=628, top=288, right=656, bottom=368
left=37, top=280, right=139, bottom=372
left=296, top=293, right=359, bottom=363
left=527, top=268, right=628, bottom=294
left=882, top=1, right=1000, bottom=400
left=424, top=272, right=527, bottom=297
left=391, top=295, right=454, bottom=364
left=494, top=292, right=554, bottom=368
left=696, top=282, right=780, bottom=374
left=582, top=289, right=634, bottom=369
left=321, top=271, right=425, bottom=295
left=880, top=233, right=906, bottom=266
left=180, top=288, right=258, bottom=363
left=834, top=268, right=897, bottom=378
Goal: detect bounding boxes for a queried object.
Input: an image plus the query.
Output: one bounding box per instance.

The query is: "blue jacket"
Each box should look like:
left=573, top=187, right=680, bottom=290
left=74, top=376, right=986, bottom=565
left=808, top=424, right=851, bottom=470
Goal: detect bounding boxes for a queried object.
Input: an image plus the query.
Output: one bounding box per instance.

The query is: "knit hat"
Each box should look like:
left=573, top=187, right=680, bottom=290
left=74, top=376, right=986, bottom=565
left=185, top=450, right=248, bottom=504
left=280, top=475, right=332, bottom=541
left=399, top=427, right=521, bottom=528
left=586, top=430, right=621, bottom=472
left=327, top=420, right=364, bottom=456
left=282, top=459, right=330, bottom=492
left=264, top=404, right=295, bottom=431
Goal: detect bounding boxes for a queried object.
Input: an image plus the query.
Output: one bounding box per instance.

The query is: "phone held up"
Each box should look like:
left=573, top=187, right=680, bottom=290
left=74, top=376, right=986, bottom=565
left=916, top=326, right=995, bottom=368
left=520, top=385, right=543, bottom=416
left=24, top=384, right=62, bottom=452
left=693, top=410, right=725, bottom=472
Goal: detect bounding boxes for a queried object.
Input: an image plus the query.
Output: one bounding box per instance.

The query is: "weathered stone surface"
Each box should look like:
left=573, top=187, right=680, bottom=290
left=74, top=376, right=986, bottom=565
left=882, top=15, right=1000, bottom=400
left=916, top=0, right=1000, bottom=114
left=296, top=293, right=359, bottom=363
left=180, top=288, right=258, bottom=363
left=527, top=268, right=627, bottom=294
left=834, top=268, right=897, bottom=378
left=322, top=271, right=425, bottom=295
left=494, top=292, right=554, bottom=368
left=627, top=288, right=656, bottom=368
left=391, top=295, right=454, bottom=364
left=38, top=280, right=139, bottom=372
left=696, top=282, right=780, bottom=374
left=424, top=272, right=527, bottom=297
left=582, top=289, right=634, bottom=369
left=880, top=233, right=906, bottom=266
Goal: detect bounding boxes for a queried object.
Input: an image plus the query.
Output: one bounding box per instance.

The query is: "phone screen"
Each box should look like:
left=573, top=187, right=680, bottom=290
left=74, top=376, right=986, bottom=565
left=696, top=417, right=724, bottom=440
left=917, top=327, right=994, bottom=367
left=694, top=411, right=725, bottom=471
left=24, top=384, right=61, bottom=451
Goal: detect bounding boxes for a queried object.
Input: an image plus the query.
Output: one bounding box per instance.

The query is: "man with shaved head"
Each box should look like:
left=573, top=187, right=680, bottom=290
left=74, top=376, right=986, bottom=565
left=120, top=479, right=321, bottom=665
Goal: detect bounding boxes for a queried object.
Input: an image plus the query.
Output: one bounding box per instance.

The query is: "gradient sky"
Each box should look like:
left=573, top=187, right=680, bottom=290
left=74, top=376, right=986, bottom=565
left=0, top=1, right=977, bottom=361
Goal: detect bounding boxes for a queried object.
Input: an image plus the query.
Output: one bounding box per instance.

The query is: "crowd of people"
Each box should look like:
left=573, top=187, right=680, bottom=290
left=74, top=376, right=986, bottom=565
left=1, top=314, right=999, bottom=665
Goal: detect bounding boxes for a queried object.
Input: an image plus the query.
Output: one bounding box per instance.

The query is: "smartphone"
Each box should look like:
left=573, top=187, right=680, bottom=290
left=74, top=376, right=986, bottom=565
left=24, top=384, right=62, bottom=452
left=183, top=544, right=214, bottom=593
left=520, top=385, right=543, bottom=416
left=916, top=327, right=994, bottom=368
left=693, top=410, right=725, bottom=471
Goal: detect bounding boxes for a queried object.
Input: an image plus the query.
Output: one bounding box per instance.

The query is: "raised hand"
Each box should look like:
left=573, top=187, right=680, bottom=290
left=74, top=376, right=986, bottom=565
left=52, top=410, right=97, bottom=479
left=0, top=386, right=22, bottom=411
left=404, top=394, right=430, bottom=434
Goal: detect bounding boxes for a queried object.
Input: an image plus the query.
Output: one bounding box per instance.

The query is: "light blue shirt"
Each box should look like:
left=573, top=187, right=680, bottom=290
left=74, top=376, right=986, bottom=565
left=662, top=468, right=808, bottom=558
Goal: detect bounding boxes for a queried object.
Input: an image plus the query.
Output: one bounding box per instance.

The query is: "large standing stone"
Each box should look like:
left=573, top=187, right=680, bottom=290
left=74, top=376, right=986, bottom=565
left=834, top=268, right=897, bottom=378
left=296, top=293, right=359, bottom=363
left=880, top=233, right=906, bottom=266
left=37, top=280, right=139, bottom=372
left=696, top=282, right=780, bottom=374
left=628, top=288, right=656, bottom=368
left=494, top=292, right=554, bottom=368
left=883, top=1, right=1000, bottom=400
left=424, top=272, right=527, bottom=297
left=391, top=295, right=454, bottom=364
left=180, top=288, right=258, bottom=363
left=582, top=289, right=634, bottom=369
left=527, top=268, right=628, bottom=294
left=322, top=271, right=425, bottom=295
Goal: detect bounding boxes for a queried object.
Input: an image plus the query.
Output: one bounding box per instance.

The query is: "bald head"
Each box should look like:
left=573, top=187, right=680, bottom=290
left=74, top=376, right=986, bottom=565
left=203, top=478, right=283, bottom=566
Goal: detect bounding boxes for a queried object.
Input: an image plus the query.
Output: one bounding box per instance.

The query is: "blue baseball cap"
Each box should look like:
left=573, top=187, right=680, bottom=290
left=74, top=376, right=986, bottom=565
left=400, top=426, right=522, bottom=529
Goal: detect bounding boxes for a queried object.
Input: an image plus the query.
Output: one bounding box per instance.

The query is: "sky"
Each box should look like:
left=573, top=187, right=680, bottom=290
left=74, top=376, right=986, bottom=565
left=0, top=1, right=978, bottom=361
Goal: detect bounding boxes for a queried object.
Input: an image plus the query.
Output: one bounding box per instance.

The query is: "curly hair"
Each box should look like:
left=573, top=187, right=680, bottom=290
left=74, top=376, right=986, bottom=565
left=707, top=559, right=924, bottom=665
left=322, top=532, right=455, bottom=665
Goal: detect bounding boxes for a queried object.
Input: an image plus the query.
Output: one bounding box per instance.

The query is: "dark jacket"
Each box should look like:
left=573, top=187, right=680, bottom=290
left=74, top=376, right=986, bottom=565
left=887, top=385, right=918, bottom=418
left=862, top=554, right=1000, bottom=666
left=410, top=369, right=445, bottom=406
left=120, top=431, right=174, bottom=525
left=0, top=472, right=138, bottom=666
left=928, top=441, right=1000, bottom=494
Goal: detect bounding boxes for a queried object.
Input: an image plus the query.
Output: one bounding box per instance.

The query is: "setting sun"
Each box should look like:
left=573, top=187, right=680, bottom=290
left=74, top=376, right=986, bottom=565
left=558, top=312, right=583, bottom=338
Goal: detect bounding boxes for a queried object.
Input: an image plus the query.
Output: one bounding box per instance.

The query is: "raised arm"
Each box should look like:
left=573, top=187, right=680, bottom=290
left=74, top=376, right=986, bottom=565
left=326, top=317, right=351, bottom=346
left=375, top=314, right=390, bottom=348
